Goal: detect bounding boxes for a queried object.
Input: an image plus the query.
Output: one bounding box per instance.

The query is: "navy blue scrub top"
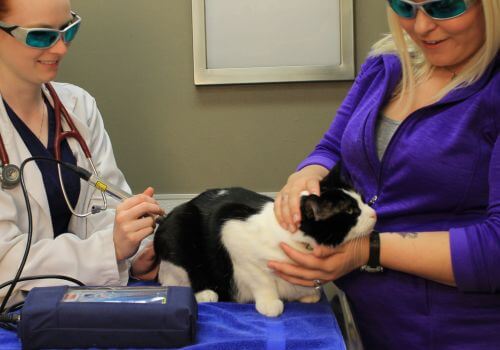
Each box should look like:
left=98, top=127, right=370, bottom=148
left=3, top=96, right=81, bottom=237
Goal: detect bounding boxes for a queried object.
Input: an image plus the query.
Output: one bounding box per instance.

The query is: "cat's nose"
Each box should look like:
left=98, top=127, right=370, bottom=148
left=369, top=210, right=377, bottom=220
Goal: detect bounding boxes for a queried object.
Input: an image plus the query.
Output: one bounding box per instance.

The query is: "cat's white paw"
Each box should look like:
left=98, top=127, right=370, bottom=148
left=256, top=298, right=284, bottom=317
left=299, top=292, right=321, bottom=303
left=195, top=290, right=219, bottom=303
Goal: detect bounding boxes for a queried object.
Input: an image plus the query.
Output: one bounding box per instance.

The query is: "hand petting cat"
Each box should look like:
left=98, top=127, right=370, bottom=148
left=274, top=164, right=329, bottom=232
left=268, top=237, right=370, bottom=288
left=273, top=163, right=375, bottom=287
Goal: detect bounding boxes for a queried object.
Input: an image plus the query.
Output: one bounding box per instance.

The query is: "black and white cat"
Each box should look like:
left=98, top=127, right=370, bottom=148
left=154, top=166, right=376, bottom=317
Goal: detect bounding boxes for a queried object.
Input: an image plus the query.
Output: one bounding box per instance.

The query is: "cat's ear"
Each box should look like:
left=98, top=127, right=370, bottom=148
left=301, top=195, right=321, bottom=221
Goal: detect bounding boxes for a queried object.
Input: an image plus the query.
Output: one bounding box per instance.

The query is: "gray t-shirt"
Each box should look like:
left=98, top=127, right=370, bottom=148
left=375, top=114, right=401, bottom=160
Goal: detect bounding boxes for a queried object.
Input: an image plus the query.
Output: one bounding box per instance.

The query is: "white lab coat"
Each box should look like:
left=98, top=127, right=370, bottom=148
left=0, top=83, right=130, bottom=304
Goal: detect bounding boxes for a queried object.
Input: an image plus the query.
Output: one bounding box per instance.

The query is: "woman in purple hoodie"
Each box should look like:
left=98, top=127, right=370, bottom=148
left=271, top=0, right=500, bottom=349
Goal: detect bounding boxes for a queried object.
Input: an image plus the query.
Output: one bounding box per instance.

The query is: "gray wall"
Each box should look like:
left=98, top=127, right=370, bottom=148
left=59, top=0, right=389, bottom=194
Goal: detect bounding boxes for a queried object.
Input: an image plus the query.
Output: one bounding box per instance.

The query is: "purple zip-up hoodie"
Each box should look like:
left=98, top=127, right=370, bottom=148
left=298, top=53, right=500, bottom=349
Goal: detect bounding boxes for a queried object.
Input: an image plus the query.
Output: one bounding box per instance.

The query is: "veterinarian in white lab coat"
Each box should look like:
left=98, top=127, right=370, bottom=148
left=0, top=0, right=163, bottom=305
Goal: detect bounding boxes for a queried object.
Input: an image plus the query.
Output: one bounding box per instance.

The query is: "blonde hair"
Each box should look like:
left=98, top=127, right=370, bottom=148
left=371, top=0, right=500, bottom=107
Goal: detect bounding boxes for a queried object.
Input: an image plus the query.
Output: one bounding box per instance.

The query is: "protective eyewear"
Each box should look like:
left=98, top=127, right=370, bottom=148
left=388, top=0, right=476, bottom=20
left=0, top=11, right=81, bottom=49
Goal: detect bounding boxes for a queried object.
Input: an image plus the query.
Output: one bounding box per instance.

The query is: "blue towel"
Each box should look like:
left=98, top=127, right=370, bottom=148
left=190, top=296, right=345, bottom=350
left=0, top=296, right=345, bottom=350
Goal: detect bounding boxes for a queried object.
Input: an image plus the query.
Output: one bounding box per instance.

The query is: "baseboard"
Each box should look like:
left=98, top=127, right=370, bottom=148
left=155, top=192, right=278, bottom=211
left=154, top=194, right=199, bottom=211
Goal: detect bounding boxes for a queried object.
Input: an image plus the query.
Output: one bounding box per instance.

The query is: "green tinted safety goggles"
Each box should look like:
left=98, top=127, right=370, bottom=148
left=388, top=0, right=476, bottom=20
left=0, top=12, right=81, bottom=49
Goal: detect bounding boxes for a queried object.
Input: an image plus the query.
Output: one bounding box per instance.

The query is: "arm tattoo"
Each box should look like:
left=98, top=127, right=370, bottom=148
left=396, top=232, right=418, bottom=239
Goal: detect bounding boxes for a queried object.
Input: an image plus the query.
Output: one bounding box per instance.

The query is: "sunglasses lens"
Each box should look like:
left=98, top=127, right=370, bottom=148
left=26, top=30, right=59, bottom=48
left=388, top=0, right=415, bottom=18
left=425, top=0, right=467, bottom=19
left=63, top=21, right=81, bottom=43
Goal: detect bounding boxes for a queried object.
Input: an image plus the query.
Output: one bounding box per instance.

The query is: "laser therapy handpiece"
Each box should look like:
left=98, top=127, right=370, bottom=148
left=66, top=163, right=132, bottom=201
left=87, top=173, right=132, bottom=201
left=65, top=162, right=166, bottom=223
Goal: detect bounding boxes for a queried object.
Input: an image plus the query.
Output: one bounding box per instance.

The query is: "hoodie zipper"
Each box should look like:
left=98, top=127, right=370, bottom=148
left=368, top=108, right=423, bottom=208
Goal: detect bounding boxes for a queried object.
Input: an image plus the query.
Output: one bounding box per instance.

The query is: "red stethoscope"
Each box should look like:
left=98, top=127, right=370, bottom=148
left=0, top=82, right=107, bottom=217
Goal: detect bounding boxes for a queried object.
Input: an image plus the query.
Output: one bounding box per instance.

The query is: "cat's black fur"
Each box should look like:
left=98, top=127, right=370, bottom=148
left=154, top=188, right=273, bottom=301
left=299, top=165, right=365, bottom=246
left=153, top=165, right=376, bottom=316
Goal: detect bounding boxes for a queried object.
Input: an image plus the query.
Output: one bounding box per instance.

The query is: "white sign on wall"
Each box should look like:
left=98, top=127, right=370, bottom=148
left=192, top=0, right=355, bottom=85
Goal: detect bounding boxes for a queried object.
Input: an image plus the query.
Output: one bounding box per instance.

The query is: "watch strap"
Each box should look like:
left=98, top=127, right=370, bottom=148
left=360, top=230, right=383, bottom=273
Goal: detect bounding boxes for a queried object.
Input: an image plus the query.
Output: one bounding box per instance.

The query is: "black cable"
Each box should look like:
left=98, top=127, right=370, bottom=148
left=0, top=157, right=85, bottom=314
left=0, top=304, right=22, bottom=331
left=0, top=302, right=23, bottom=331
left=0, top=157, right=37, bottom=314
left=0, top=301, right=24, bottom=331
left=0, top=275, right=85, bottom=292
left=5, top=301, right=24, bottom=314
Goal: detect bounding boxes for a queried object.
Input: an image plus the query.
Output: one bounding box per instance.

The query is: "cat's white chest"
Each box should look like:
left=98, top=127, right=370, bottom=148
left=220, top=203, right=318, bottom=305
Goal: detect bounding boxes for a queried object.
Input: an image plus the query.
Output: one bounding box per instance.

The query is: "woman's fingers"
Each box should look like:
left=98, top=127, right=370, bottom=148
left=143, top=186, right=155, bottom=197
left=269, top=259, right=323, bottom=281
left=134, top=242, right=156, bottom=263
left=287, top=186, right=304, bottom=229
left=268, top=244, right=325, bottom=280
left=272, top=269, right=321, bottom=288
left=268, top=237, right=372, bottom=288
left=113, top=188, right=165, bottom=261
left=278, top=243, right=329, bottom=269
left=117, top=193, right=161, bottom=212
left=312, top=244, right=339, bottom=258
left=116, top=201, right=164, bottom=224
left=131, top=242, right=160, bottom=281
left=123, top=216, right=156, bottom=235
left=280, top=192, right=296, bottom=232
left=276, top=187, right=303, bottom=232
left=306, top=178, right=321, bottom=196
left=267, top=243, right=341, bottom=286
left=274, top=191, right=284, bottom=225
left=274, top=190, right=289, bottom=229
left=275, top=166, right=328, bottom=232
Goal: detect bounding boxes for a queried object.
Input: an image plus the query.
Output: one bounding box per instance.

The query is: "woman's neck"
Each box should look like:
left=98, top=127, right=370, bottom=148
left=0, top=69, right=48, bottom=146
left=0, top=73, right=45, bottom=119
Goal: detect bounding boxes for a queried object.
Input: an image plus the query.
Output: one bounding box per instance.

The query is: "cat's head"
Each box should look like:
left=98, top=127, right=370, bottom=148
left=298, top=165, right=376, bottom=247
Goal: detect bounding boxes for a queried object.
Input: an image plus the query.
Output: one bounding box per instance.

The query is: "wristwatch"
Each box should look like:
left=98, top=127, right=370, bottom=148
left=360, top=231, right=384, bottom=273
